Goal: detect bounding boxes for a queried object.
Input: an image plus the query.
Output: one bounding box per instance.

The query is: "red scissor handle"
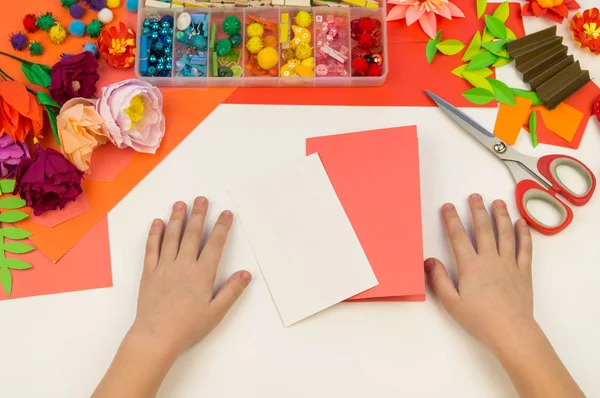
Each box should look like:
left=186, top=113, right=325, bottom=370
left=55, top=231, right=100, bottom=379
left=515, top=180, right=574, bottom=235
left=537, top=155, right=596, bottom=206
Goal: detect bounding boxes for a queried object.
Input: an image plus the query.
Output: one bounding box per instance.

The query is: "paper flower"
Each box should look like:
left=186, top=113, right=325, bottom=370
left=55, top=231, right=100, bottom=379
left=570, top=8, right=600, bottom=55
left=387, top=0, right=465, bottom=39
left=50, top=51, right=100, bottom=105
left=57, top=98, right=108, bottom=173
left=0, top=133, right=30, bottom=178
left=96, top=79, right=165, bottom=154
left=97, top=22, right=136, bottom=69
left=522, top=0, right=581, bottom=23
left=0, top=80, right=43, bottom=142
left=14, top=144, right=83, bottom=216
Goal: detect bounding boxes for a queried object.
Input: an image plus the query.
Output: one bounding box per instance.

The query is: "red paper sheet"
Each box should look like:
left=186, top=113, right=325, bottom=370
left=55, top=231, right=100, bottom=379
left=306, top=127, right=425, bottom=301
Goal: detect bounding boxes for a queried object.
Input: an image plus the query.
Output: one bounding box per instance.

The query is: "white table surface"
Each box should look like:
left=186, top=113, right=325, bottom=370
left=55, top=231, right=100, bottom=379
left=2, top=5, right=600, bottom=397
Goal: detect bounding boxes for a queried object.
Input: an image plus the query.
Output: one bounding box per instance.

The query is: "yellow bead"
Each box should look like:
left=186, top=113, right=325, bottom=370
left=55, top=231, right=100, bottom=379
left=257, top=47, right=279, bottom=70
left=301, top=57, right=314, bottom=68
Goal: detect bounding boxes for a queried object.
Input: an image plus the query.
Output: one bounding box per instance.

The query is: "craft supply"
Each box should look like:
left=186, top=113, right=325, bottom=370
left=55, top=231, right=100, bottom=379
left=49, top=23, right=67, bottom=45
left=23, top=14, right=38, bottom=33
left=126, top=0, right=139, bottom=11
left=36, top=12, right=56, bottom=31
left=107, top=0, right=121, bottom=8
left=99, top=21, right=137, bottom=69
left=306, top=127, right=425, bottom=301
left=90, top=0, right=108, bottom=11
left=229, top=154, right=378, bottom=326
left=280, top=10, right=313, bottom=78
left=521, top=0, right=581, bottom=24
left=174, top=12, right=209, bottom=77
left=69, top=21, right=86, bottom=37
left=537, top=62, right=591, bottom=110
left=98, top=8, right=114, bottom=24
left=209, top=14, right=242, bottom=77
left=140, top=14, right=172, bottom=76
left=387, top=0, right=464, bottom=39
left=351, top=16, right=383, bottom=76
left=9, top=32, right=28, bottom=51
left=245, top=13, right=278, bottom=77
left=87, top=20, right=104, bottom=38
left=314, top=12, right=349, bottom=77
left=569, top=8, right=600, bottom=55
left=427, top=90, right=596, bottom=235
left=61, top=0, right=78, bottom=8
left=70, top=4, right=85, bottom=19
left=83, top=42, right=99, bottom=57
left=492, top=97, right=533, bottom=145
left=29, top=41, right=43, bottom=56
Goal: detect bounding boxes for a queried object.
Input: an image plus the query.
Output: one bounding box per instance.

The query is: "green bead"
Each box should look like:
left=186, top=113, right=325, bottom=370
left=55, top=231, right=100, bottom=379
left=229, top=33, right=242, bottom=48
left=218, top=66, right=233, bottom=77
left=222, top=16, right=241, bottom=35
left=215, top=38, right=232, bottom=57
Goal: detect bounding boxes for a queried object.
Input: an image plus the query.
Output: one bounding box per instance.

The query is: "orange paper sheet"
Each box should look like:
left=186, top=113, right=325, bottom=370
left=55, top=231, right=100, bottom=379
left=493, top=97, right=533, bottom=145
left=533, top=103, right=583, bottom=143
left=30, top=193, right=91, bottom=228
left=306, top=127, right=425, bottom=301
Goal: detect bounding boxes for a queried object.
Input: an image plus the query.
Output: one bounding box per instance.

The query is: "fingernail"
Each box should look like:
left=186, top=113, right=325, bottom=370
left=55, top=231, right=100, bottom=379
left=222, top=210, right=233, bottom=219
left=493, top=200, right=507, bottom=209
left=240, top=271, right=252, bottom=283
left=195, top=196, right=207, bottom=206
left=470, top=193, right=482, bottom=202
left=174, top=201, right=185, bottom=211
left=442, top=203, right=454, bottom=212
left=424, top=259, right=435, bottom=272
left=517, top=219, right=528, bottom=227
left=152, top=219, right=162, bottom=227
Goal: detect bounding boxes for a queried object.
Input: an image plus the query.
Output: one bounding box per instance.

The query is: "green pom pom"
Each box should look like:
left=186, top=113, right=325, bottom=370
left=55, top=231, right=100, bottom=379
left=36, top=13, right=56, bottom=31
left=87, top=20, right=103, bottom=38
left=61, top=0, right=77, bottom=8
left=29, top=41, right=43, bottom=56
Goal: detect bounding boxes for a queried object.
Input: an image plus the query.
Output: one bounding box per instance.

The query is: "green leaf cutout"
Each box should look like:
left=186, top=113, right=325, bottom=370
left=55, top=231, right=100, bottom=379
left=496, top=50, right=511, bottom=59
left=463, top=72, right=493, bottom=92
left=0, top=227, right=31, bottom=240
left=36, top=92, right=60, bottom=108
left=451, top=64, right=468, bottom=77
left=0, top=180, right=15, bottom=195
left=486, top=78, right=516, bottom=105
left=462, top=32, right=482, bottom=61
left=467, top=50, right=499, bottom=71
left=45, top=105, right=61, bottom=148
left=477, top=0, right=487, bottom=18
left=482, top=28, right=495, bottom=43
left=481, top=39, right=510, bottom=55
left=506, top=27, right=517, bottom=40
left=452, top=65, right=492, bottom=80
left=0, top=267, right=12, bottom=295
left=463, top=88, right=495, bottom=105
left=512, top=88, right=544, bottom=105
left=0, top=211, right=29, bottom=223
left=0, top=197, right=26, bottom=210
left=529, top=111, right=538, bottom=148
left=436, top=39, right=465, bottom=56
left=492, top=57, right=512, bottom=67
left=493, top=1, right=510, bottom=23
left=2, top=258, right=32, bottom=270
left=485, top=15, right=507, bottom=39
left=21, top=63, right=51, bottom=89
left=426, top=30, right=442, bottom=64
left=3, top=242, right=34, bottom=254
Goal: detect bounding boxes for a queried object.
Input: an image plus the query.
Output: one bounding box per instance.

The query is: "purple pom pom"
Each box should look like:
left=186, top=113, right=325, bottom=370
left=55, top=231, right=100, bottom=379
left=61, top=53, right=74, bottom=60
left=70, top=4, right=85, bottom=19
left=89, top=0, right=107, bottom=11
left=9, top=32, right=28, bottom=51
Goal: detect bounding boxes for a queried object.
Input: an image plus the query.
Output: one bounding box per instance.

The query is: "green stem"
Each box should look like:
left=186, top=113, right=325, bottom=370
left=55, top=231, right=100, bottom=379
left=0, top=51, right=33, bottom=66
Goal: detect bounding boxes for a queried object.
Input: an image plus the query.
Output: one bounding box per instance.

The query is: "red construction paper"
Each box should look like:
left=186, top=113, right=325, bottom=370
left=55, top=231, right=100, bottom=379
left=30, top=193, right=91, bottom=228
left=0, top=217, right=112, bottom=300
left=306, top=127, right=425, bottom=301
left=88, top=146, right=136, bottom=182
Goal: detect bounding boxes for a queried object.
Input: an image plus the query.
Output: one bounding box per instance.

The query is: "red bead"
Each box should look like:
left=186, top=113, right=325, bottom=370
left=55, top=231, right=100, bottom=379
left=359, top=17, right=376, bottom=34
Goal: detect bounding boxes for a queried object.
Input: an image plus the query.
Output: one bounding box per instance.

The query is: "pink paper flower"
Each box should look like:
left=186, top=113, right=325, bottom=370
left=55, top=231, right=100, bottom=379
left=387, top=0, right=465, bottom=39
left=96, top=79, right=165, bottom=154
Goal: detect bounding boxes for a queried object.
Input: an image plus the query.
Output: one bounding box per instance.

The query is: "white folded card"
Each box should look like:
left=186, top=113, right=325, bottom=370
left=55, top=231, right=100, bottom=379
left=229, top=154, right=378, bottom=327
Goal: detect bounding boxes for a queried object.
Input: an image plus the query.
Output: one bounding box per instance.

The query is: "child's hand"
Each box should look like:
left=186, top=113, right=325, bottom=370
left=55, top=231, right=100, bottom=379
left=425, top=194, right=536, bottom=352
left=130, top=197, right=252, bottom=359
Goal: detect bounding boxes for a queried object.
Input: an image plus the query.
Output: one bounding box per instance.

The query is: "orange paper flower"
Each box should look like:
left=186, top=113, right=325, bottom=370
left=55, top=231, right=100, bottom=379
left=570, top=8, right=600, bottom=55
left=522, top=0, right=581, bottom=23
left=97, top=22, right=136, bottom=69
left=0, top=80, right=43, bottom=142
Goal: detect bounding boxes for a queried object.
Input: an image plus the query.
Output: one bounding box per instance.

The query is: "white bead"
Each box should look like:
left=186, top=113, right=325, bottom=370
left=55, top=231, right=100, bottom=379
left=98, top=8, right=114, bottom=24
left=176, top=12, right=191, bottom=31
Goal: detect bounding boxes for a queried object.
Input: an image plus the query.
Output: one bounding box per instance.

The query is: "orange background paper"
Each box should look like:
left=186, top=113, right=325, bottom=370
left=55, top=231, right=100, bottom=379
left=307, top=127, right=425, bottom=301
left=493, top=97, right=533, bottom=145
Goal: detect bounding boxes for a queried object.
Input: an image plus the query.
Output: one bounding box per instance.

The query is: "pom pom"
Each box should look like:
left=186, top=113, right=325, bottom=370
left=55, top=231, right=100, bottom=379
left=29, top=41, right=43, bottom=56
left=49, top=23, right=67, bottom=45
left=83, top=42, right=98, bottom=58
left=295, top=42, right=312, bottom=60
left=366, top=62, right=381, bottom=77
left=36, top=12, right=56, bottom=31
left=358, top=17, right=376, bottom=34
left=247, top=22, right=264, bottom=38
left=61, top=0, right=78, bottom=8
left=70, top=4, right=85, bottom=19
left=257, top=47, right=278, bottom=70
left=9, top=31, right=28, bottom=51
left=245, top=36, right=263, bottom=54
left=352, top=57, right=369, bottom=75
left=107, top=0, right=120, bottom=8
left=23, top=14, right=38, bottom=33
left=294, top=11, right=313, bottom=28
left=87, top=19, right=103, bottom=38
left=98, top=8, right=113, bottom=24
left=69, top=20, right=86, bottom=37
left=125, top=0, right=138, bottom=12
left=89, top=0, right=107, bottom=11
left=358, top=33, right=375, bottom=49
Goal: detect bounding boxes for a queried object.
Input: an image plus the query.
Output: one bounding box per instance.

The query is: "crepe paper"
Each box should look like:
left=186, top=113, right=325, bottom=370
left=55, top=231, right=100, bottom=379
left=493, top=1, right=510, bottom=23
left=467, top=50, right=499, bottom=70
left=463, top=88, right=495, bottom=104
left=487, top=78, right=516, bottom=106
left=3, top=242, right=34, bottom=254
left=307, top=127, right=425, bottom=302
left=492, top=97, right=533, bottom=145
left=462, top=31, right=482, bottom=61
left=87, top=146, right=135, bottom=182
left=0, top=180, right=15, bottom=194
left=20, top=63, right=51, bottom=89
left=0, top=197, right=26, bottom=209
left=521, top=0, right=581, bottom=24
left=476, top=0, right=487, bottom=18
left=485, top=15, right=507, bottom=40
left=425, top=30, right=442, bottom=64
left=482, top=28, right=494, bottom=43
left=0, top=227, right=31, bottom=240
left=482, top=39, right=510, bottom=55
left=30, top=193, right=91, bottom=229
left=0, top=211, right=28, bottom=223
left=529, top=111, right=538, bottom=148
left=570, top=8, right=600, bottom=55
left=36, top=92, right=60, bottom=109
left=463, top=71, right=493, bottom=92
left=436, top=39, right=465, bottom=56
left=512, top=88, right=544, bottom=105
left=229, top=154, right=378, bottom=326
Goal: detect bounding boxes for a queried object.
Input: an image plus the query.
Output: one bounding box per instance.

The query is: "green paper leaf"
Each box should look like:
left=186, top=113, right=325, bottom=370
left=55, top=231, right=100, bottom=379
left=3, top=242, right=34, bottom=254
left=436, top=39, right=465, bottom=56
left=496, top=50, right=511, bottom=59
left=0, top=197, right=26, bottom=210
left=512, top=88, right=545, bottom=105
left=0, top=267, right=12, bottom=296
left=481, top=39, right=510, bottom=55
left=0, top=211, right=28, bottom=223
left=493, top=1, right=510, bottom=23
left=529, top=111, right=538, bottom=148
left=36, top=92, right=60, bottom=108
left=45, top=105, right=61, bottom=148
left=482, top=28, right=495, bottom=43
left=451, top=64, right=468, bottom=77
left=0, top=227, right=31, bottom=240
left=2, top=258, right=32, bottom=270
left=462, top=32, right=482, bottom=61
left=463, top=72, right=493, bottom=92
left=0, top=180, right=14, bottom=195
left=452, top=65, right=493, bottom=80
left=492, top=57, right=512, bottom=67
left=486, top=78, right=516, bottom=105
left=506, top=27, right=517, bottom=40
left=485, top=15, right=507, bottom=39
left=467, top=50, right=499, bottom=71
left=477, top=0, right=487, bottom=18
left=426, top=30, right=442, bottom=64
left=462, top=88, right=495, bottom=105
left=21, top=63, right=51, bottom=89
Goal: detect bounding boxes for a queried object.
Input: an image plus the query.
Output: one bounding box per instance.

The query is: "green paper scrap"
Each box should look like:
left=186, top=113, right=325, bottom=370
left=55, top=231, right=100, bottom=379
left=21, top=63, right=51, bottom=89
left=0, top=266, right=12, bottom=296
left=36, top=92, right=60, bottom=109
left=426, top=30, right=442, bottom=64
left=45, top=106, right=61, bottom=148
left=463, top=88, right=495, bottom=105
left=451, top=64, right=468, bottom=77
left=477, top=0, right=487, bottom=18
left=506, top=27, right=517, bottom=40
left=492, top=57, right=512, bottom=67
left=0, top=227, right=31, bottom=240
left=485, top=15, right=507, bottom=40
left=436, top=39, right=465, bottom=56
left=467, top=50, right=499, bottom=70
left=481, top=39, right=509, bottom=54
left=486, top=78, right=516, bottom=105
left=0, top=197, right=26, bottom=210
left=3, top=242, right=34, bottom=255
left=452, top=65, right=492, bottom=80
left=493, top=1, right=510, bottom=23
left=463, top=71, right=493, bottom=92
left=0, top=180, right=14, bottom=195
left=3, top=258, right=32, bottom=270
left=0, top=211, right=28, bottom=223
left=529, top=111, right=538, bottom=148
left=496, top=50, right=511, bottom=59
left=462, top=32, right=482, bottom=61
left=482, top=28, right=495, bottom=43
left=512, top=88, right=545, bottom=105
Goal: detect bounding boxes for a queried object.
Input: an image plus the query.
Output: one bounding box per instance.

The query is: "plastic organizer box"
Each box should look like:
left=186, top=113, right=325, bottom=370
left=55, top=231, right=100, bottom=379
left=135, top=3, right=388, bottom=87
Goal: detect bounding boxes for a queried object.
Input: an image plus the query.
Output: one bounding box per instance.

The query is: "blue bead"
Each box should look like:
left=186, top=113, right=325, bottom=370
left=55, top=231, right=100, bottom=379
left=165, top=36, right=173, bottom=45
left=156, top=63, right=165, bottom=71
left=166, top=55, right=173, bottom=63
left=153, top=42, right=164, bottom=52
left=151, top=22, right=160, bottom=31
left=166, top=63, right=172, bottom=71
left=147, top=66, right=157, bottom=75
left=151, top=32, right=159, bottom=40
left=159, top=28, right=169, bottom=36
left=168, top=27, right=174, bottom=35
left=142, top=27, right=151, bottom=35
left=143, top=19, right=151, bottom=28
left=161, top=15, right=174, bottom=25
left=161, top=20, right=170, bottom=29
left=149, top=54, right=157, bottom=63
left=164, top=47, right=172, bottom=55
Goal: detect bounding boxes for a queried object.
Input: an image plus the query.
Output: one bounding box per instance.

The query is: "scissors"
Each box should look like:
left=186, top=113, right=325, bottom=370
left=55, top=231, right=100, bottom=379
left=426, top=90, right=596, bottom=235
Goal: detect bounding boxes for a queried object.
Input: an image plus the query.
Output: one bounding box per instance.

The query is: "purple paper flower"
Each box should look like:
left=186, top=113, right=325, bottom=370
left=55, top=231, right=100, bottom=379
left=0, top=134, right=30, bottom=178
left=9, top=32, right=28, bottom=51
left=14, top=144, right=83, bottom=216
left=50, top=51, right=99, bottom=105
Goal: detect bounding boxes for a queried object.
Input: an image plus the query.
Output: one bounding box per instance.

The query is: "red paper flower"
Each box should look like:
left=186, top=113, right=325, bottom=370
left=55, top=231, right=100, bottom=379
left=522, top=0, right=581, bottom=23
left=97, top=22, right=136, bottom=69
left=570, top=8, right=600, bottom=55
left=23, top=14, right=38, bottom=34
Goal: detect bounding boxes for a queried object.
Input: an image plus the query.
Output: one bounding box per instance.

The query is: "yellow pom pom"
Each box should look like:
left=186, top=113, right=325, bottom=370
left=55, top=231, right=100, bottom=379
left=301, top=57, right=314, bottom=69
left=295, top=42, right=312, bottom=60
left=294, top=11, right=313, bottom=28
left=49, top=23, right=67, bottom=45
left=107, top=0, right=121, bottom=8
left=257, top=47, right=279, bottom=70
left=247, top=22, right=264, bottom=38
left=246, top=36, right=264, bottom=54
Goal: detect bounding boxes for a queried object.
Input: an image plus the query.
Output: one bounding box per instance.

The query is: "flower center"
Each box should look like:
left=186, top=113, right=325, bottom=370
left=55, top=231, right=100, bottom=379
left=110, top=38, right=130, bottom=56
left=537, top=0, right=563, bottom=8
left=72, top=80, right=81, bottom=93
left=124, top=95, right=145, bottom=129
left=583, top=22, right=600, bottom=40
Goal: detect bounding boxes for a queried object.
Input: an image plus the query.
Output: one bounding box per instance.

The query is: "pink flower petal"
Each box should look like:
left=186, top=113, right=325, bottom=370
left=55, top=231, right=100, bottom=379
left=437, top=4, right=452, bottom=20
left=387, top=4, right=410, bottom=21
left=387, top=0, right=411, bottom=4
left=406, top=4, right=426, bottom=26
left=447, top=2, right=465, bottom=18
left=418, top=12, right=437, bottom=39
